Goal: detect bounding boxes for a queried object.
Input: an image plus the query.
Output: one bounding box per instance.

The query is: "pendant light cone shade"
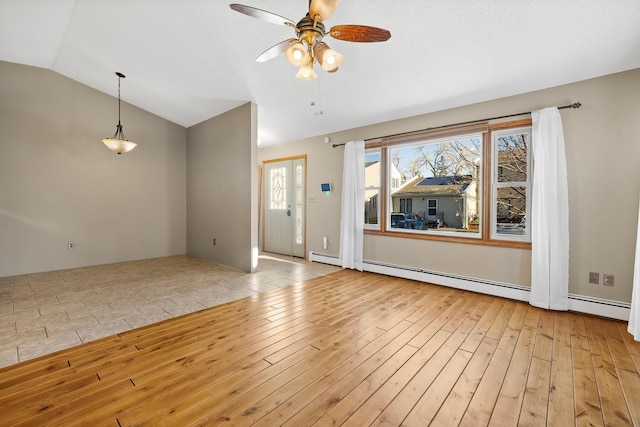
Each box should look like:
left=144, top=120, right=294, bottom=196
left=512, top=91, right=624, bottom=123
left=296, top=64, right=317, bottom=80
left=314, top=42, right=343, bottom=72
left=285, top=41, right=310, bottom=67
left=101, top=72, right=137, bottom=155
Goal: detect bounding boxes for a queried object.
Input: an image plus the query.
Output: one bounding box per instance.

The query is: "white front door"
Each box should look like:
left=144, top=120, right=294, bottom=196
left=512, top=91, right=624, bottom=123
left=263, top=158, right=305, bottom=257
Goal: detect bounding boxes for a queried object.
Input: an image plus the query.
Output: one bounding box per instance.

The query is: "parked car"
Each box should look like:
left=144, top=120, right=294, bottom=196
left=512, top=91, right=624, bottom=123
left=390, top=212, right=425, bottom=229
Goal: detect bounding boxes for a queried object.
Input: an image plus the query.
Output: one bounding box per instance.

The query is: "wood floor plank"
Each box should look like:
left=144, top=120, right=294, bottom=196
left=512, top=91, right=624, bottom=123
left=251, top=320, right=416, bottom=426
left=532, top=309, right=555, bottom=362
left=602, top=319, right=638, bottom=373
left=547, top=312, right=575, bottom=427
left=124, top=346, right=319, bottom=426
left=1, top=267, right=638, bottom=426
left=584, top=316, right=633, bottom=426
left=341, top=329, right=452, bottom=426
left=459, top=298, right=505, bottom=353
left=616, top=322, right=640, bottom=372
left=571, top=315, right=604, bottom=427
left=402, top=348, right=472, bottom=425
left=371, top=317, right=479, bottom=426
left=518, top=355, right=551, bottom=427
left=485, top=300, right=517, bottom=340
left=489, top=325, right=536, bottom=426
left=187, top=327, right=387, bottom=425
left=430, top=337, right=499, bottom=426
left=310, top=344, right=419, bottom=427
left=617, top=368, right=640, bottom=426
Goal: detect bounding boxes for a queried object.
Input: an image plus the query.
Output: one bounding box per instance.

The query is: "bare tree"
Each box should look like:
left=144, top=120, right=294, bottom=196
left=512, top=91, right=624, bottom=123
left=496, top=134, right=528, bottom=223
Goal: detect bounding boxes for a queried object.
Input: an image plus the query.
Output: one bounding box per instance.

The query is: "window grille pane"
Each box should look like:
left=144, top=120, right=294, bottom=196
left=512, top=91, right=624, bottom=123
left=496, top=186, right=526, bottom=235
left=497, top=133, right=528, bottom=183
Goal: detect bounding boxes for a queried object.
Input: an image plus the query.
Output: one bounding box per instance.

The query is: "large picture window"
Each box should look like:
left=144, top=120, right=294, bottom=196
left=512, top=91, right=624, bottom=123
left=388, top=134, right=482, bottom=236
left=363, top=120, right=531, bottom=248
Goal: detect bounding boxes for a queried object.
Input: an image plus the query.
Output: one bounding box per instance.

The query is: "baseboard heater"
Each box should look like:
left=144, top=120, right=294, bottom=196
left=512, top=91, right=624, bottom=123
left=308, top=251, right=630, bottom=321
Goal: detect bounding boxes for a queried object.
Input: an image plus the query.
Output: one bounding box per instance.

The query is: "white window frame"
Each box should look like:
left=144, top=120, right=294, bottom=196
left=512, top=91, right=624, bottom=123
left=490, top=126, right=532, bottom=242
left=364, top=148, right=381, bottom=231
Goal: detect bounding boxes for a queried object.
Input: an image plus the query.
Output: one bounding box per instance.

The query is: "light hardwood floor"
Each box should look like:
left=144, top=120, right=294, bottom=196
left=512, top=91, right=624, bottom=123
left=1, top=264, right=639, bottom=426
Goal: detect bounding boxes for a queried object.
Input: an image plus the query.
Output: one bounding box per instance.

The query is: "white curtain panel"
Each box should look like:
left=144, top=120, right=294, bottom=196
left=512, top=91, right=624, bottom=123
left=530, top=107, right=569, bottom=310
left=628, top=198, right=640, bottom=341
left=339, top=140, right=365, bottom=270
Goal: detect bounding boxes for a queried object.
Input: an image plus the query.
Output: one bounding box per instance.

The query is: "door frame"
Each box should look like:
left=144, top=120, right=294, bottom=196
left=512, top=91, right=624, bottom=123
left=261, top=155, right=307, bottom=258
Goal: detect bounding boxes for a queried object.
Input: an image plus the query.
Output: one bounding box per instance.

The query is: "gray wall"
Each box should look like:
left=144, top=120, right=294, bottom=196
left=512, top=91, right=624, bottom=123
left=186, top=103, right=258, bottom=272
left=259, top=68, right=640, bottom=304
left=0, top=62, right=187, bottom=277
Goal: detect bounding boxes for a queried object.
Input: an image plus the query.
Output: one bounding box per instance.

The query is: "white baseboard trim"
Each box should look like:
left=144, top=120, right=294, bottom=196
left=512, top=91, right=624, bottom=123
left=308, top=251, right=630, bottom=321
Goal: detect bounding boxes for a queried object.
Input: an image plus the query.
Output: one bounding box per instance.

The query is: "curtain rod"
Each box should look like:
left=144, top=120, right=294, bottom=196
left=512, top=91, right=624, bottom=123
left=332, top=102, right=582, bottom=147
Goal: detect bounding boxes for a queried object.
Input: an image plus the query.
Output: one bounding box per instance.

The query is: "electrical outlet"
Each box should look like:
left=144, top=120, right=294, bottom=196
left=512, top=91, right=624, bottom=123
left=588, top=272, right=599, bottom=284
left=68, top=242, right=75, bottom=250
left=603, top=274, right=614, bottom=287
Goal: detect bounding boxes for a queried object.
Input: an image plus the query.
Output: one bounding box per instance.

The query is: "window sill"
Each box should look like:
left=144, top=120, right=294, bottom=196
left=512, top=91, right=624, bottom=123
left=364, top=229, right=532, bottom=249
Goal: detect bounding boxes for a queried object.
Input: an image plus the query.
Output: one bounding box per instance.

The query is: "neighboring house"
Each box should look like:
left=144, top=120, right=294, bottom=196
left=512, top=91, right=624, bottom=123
left=365, top=161, right=401, bottom=225
left=391, top=175, right=478, bottom=229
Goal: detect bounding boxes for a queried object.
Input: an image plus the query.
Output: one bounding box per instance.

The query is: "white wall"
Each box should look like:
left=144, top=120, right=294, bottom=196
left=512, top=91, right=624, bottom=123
left=0, top=62, right=187, bottom=277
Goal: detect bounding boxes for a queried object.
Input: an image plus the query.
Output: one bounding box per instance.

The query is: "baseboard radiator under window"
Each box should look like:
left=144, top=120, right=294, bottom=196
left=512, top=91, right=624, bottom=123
left=308, top=251, right=630, bottom=321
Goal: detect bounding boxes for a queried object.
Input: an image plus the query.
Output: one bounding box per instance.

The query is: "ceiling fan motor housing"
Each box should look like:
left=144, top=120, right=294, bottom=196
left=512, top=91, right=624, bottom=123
left=297, top=15, right=325, bottom=46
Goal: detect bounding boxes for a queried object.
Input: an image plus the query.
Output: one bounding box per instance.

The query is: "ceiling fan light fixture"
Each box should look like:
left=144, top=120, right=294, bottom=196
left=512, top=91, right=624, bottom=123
left=296, top=64, right=317, bottom=80
left=285, top=41, right=310, bottom=66
left=229, top=2, right=391, bottom=81
left=314, top=42, right=343, bottom=72
left=101, top=72, right=137, bottom=155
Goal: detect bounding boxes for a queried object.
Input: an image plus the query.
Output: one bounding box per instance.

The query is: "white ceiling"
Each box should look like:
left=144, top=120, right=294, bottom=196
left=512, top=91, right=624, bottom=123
left=2, top=1, right=639, bottom=146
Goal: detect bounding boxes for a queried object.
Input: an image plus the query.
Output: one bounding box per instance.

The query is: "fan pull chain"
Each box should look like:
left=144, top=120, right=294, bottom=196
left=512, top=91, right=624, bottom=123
left=310, top=78, right=324, bottom=116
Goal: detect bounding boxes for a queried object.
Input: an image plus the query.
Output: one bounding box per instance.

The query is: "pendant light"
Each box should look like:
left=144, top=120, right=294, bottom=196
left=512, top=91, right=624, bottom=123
left=101, top=72, right=137, bottom=155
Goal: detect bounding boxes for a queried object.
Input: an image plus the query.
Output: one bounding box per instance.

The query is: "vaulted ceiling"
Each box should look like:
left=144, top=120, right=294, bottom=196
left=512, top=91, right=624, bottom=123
left=2, top=1, right=639, bottom=146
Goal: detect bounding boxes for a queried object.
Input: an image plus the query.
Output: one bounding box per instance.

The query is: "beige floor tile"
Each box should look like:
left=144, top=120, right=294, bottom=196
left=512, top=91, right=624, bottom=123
left=0, top=328, right=48, bottom=348
left=0, top=303, right=13, bottom=315
left=0, top=347, right=18, bottom=367
left=124, top=311, right=173, bottom=330
left=197, top=293, right=236, bottom=308
left=39, top=301, right=87, bottom=316
left=266, top=278, right=299, bottom=288
left=76, top=319, right=132, bottom=343
left=0, top=253, right=340, bottom=368
left=18, top=330, right=82, bottom=363
left=15, top=312, right=69, bottom=333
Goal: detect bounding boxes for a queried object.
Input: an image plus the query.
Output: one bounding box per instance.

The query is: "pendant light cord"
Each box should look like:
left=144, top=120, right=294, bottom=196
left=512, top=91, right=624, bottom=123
left=116, top=72, right=125, bottom=127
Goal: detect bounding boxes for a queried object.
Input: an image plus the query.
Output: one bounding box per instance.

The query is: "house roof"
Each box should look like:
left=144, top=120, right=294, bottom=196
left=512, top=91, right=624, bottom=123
left=1, top=1, right=639, bottom=146
left=393, top=175, right=473, bottom=197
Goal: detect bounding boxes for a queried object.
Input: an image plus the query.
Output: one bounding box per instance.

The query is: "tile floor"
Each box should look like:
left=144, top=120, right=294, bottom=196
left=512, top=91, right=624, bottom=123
left=0, top=253, right=340, bottom=369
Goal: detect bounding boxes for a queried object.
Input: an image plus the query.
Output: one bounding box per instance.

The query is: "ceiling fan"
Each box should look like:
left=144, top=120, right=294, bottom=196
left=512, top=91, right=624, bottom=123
left=229, top=0, right=391, bottom=80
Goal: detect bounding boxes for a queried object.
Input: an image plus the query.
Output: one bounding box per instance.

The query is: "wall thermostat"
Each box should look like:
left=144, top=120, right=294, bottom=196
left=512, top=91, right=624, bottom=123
left=321, top=183, right=331, bottom=192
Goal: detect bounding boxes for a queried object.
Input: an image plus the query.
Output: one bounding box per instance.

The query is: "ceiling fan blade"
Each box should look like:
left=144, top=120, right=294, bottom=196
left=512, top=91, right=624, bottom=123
left=256, top=39, right=295, bottom=62
left=229, top=3, right=295, bottom=27
left=309, top=0, right=340, bottom=22
left=329, top=25, right=391, bottom=42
